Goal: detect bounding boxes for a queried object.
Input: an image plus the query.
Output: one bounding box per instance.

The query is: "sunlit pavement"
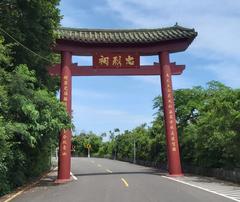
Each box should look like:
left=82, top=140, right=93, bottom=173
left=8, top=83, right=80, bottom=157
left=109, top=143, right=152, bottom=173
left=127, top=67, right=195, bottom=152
left=9, top=157, right=239, bottom=202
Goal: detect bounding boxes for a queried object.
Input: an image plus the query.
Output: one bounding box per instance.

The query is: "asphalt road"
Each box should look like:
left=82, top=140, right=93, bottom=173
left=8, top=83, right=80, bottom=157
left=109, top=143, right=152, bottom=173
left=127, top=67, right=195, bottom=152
left=11, top=157, right=235, bottom=202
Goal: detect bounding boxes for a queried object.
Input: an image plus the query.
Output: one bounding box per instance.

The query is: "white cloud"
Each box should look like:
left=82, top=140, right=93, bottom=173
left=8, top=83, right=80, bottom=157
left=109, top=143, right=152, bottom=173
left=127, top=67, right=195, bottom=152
left=105, top=0, right=240, bottom=87
left=72, top=56, right=93, bottom=66
left=72, top=105, right=153, bottom=134
left=132, top=76, right=160, bottom=86
left=105, top=0, right=240, bottom=58
left=59, top=1, right=94, bottom=28
left=72, top=89, right=111, bottom=99
left=172, top=76, right=194, bottom=89
left=199, top=62, right=240, bottom=88
left=131, top=75, right=193, bottom=89
left=73, top=105, right=152, bottom=124
left=59, top=0, right=240, bottom=134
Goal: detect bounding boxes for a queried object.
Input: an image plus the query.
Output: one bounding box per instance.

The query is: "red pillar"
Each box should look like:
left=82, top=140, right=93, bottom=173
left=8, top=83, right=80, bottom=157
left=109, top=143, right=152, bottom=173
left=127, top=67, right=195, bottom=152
left=56, top=51, right=72, bottom=183
left=159, top=51, right=183, bottom=176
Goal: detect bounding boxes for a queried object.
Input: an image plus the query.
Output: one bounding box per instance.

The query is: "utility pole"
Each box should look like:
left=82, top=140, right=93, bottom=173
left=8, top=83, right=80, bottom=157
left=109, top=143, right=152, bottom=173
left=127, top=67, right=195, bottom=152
left=86, top=144, right=91, bottom=158
left=114, top=146, right=116, bottom=160
left=55, top=147, right=59, bottom=160
left=133, top=139, right=136, bottom=164
left=88, top=147, right=90, bottom=158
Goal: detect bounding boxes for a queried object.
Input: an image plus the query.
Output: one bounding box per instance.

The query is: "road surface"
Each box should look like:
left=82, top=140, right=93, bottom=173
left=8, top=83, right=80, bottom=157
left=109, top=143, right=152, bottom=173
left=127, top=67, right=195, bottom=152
left=9, top=157, right=239, bottom=202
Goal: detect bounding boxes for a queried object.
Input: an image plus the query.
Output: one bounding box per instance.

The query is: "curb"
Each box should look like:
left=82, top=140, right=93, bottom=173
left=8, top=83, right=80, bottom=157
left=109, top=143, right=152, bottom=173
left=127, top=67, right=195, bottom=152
left=0, top=166, right=57, bottom=202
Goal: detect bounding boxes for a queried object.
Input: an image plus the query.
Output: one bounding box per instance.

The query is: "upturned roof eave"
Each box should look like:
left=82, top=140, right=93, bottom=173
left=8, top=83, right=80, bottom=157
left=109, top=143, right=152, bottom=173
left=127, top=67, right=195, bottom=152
left=55, top=24, right=197, bottom=45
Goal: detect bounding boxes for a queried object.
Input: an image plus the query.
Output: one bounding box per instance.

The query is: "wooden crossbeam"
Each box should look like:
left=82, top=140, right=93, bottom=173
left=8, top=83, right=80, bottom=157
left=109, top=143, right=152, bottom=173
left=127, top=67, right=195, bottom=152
left=48, top=63, right=185, bottom=76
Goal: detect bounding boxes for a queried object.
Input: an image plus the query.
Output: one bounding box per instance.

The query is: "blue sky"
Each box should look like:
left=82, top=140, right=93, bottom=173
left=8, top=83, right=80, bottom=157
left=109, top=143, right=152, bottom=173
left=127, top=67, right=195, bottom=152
left=59, top=0, right=240, bottom=136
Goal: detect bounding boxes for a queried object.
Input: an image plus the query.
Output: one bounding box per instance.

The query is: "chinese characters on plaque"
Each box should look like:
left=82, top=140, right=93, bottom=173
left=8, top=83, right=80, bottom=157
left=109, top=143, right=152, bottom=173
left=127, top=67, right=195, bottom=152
left=166, top=71, right=177, bottom=152
left=93, top=53, right=140, bottom=68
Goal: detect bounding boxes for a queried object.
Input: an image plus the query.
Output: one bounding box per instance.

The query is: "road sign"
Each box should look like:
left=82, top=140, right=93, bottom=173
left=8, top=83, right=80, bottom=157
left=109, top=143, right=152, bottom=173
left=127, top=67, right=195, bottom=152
left=85, top=144, right=91, bottom=149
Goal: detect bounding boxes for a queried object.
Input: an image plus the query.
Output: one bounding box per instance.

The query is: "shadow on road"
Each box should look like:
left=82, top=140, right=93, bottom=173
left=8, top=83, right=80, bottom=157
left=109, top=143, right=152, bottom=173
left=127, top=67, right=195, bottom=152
left=35, top=168, right=168, bottom=187
left=74, top=169, right=167, bottom=177
left=36, top=170, right=59, bottom=187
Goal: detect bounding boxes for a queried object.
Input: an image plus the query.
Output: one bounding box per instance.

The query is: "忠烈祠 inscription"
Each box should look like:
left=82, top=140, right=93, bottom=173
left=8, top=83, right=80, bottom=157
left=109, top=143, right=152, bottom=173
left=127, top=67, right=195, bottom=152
left=93, top=53, right=140, bottom=68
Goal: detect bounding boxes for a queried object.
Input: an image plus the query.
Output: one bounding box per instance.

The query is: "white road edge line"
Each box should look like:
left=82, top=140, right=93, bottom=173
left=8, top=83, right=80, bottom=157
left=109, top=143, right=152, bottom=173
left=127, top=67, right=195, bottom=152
left=106, top=169, right=113, bottom=173
left=3, top=189, right=25, bottom=202
left=162, top=176, right=240, bottom=202
left=121, top=178, right=129, bottom=187
left=70, top=172, right=78, bottom=181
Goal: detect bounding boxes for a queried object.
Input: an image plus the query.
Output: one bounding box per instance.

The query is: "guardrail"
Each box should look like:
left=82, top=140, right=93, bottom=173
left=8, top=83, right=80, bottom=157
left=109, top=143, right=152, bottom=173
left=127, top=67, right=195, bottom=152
left=183, top=165, right=240, bottom=184
left=117, top=157, right=240, bottom=184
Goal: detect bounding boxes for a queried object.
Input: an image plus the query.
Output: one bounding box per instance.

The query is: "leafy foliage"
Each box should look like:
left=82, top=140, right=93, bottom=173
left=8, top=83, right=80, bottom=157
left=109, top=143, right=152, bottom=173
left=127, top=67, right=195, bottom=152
left=0, top=0, right=71, bottom=196
left=72, top=132, right=102, bottom=157
left=0, top=0, right=61, bottom=90
left=102, top=82, right=240, bottom=170
left=0, top=61, right=70, bottom=195
left=1, top=0, right=239, bottom=196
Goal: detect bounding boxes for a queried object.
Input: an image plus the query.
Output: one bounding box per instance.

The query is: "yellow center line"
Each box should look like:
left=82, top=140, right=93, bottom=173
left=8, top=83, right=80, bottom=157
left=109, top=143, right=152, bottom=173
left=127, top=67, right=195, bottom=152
left=3, top=189, right=25, bottom=202
left=97, top=164, right=102, bottom=167
left=106, top=169, right=113, bottom=173
left=121, top=178, right=129, bottom=187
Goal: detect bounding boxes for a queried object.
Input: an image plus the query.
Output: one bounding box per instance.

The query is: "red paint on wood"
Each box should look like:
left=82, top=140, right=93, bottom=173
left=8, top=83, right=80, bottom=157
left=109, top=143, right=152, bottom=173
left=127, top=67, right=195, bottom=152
left=57, top=51, right=72, bottom=182
left=160, top=51, right=183, bottom=176
left=54, top=39, right=193, bottom=55
left=48, top=64, right=185, bottom=76
left=49, top=28, right=196, bottom=179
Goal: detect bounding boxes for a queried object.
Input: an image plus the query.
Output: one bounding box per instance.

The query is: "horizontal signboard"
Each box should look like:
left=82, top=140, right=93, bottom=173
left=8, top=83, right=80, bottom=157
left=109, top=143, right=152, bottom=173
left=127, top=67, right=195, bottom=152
left=93, top=53, right=140, bottom=68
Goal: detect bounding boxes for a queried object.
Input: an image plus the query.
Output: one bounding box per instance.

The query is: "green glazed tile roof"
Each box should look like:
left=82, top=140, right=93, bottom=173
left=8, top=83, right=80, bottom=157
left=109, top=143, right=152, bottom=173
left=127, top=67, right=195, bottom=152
left=56, top=24, right=197, bottom=44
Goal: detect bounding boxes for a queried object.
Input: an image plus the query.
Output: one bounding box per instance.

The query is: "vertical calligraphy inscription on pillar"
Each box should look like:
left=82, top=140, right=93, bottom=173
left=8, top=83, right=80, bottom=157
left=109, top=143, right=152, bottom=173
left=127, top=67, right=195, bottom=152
left=160, top=51, right=183, bottom=176
left=165, top=73, right=177, bottom=152
left=60, top=76, right=69, bottom=157
left=57, top=52, right=72, bottom=182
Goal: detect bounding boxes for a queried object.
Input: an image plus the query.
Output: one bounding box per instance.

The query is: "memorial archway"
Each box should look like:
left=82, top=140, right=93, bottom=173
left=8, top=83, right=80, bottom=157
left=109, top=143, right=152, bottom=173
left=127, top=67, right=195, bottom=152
left=49, top=24, right=197, bottom=183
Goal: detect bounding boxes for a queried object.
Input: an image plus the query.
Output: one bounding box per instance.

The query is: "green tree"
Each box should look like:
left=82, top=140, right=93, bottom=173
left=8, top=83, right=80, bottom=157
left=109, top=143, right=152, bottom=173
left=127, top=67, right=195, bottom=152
left=0, top=61, right=71, bottom=195
left=72, top=132, right=102, bottom=157
left=185, top=82, right=240, bottom=168
left=0, top=0, right=61, bottom=90
left=0, top=3, right=71, bottom=193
